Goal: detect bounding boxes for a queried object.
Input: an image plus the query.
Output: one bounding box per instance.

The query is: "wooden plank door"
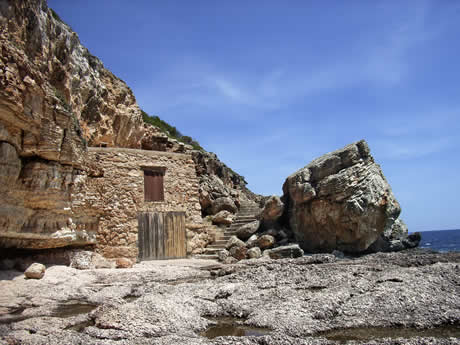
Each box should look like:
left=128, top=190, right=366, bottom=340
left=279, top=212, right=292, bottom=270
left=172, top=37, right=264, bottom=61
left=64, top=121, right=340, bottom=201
left=138, top=212, right=186, bottom=260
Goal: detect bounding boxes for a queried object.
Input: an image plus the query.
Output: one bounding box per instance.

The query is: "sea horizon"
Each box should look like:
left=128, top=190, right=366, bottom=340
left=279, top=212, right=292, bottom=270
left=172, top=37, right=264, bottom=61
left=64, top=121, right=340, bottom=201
left=416, top=229, right=460, bottom=253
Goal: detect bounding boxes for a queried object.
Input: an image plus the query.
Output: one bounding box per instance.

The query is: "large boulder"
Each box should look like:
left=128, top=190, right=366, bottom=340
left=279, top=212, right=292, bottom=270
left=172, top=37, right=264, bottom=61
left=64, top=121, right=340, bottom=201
left=212, top=210, right=235, bottom=225
left=211, top=197, right=238, bottom=215
left=236, top=220, right=260, bottom=240
left=282, top=140, right=402, bottom=254
left=259, top=195, right=284, bottom=228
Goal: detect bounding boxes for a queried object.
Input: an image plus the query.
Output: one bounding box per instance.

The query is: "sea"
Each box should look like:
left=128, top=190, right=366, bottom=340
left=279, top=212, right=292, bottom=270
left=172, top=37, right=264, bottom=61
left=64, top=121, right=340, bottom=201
left=416, top=229, right=460, bottom=252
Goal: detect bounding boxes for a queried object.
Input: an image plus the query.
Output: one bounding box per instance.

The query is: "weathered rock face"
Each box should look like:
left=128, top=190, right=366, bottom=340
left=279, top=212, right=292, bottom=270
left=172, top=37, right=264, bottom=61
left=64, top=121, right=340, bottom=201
left=0, top=0, right=261, bottom=260
left=0, top=0, right=146, bottom=250
left=368, top=219, right=421, bottom=253
left=192, top=150, right=262, bottom=215
left=258, top=195, right=284, bottom=229
left=282, top=140, right=402, bottom=254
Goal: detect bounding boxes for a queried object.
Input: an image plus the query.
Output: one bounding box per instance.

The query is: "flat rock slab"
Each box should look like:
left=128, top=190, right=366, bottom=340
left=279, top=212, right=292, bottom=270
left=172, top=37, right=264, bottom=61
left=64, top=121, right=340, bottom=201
left=0, top=250, right=459, bottom=345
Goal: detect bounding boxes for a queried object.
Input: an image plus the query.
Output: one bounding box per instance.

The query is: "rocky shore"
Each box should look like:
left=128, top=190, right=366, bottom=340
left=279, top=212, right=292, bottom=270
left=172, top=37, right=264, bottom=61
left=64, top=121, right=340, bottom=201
left=0, top=249, right=459, bottom=344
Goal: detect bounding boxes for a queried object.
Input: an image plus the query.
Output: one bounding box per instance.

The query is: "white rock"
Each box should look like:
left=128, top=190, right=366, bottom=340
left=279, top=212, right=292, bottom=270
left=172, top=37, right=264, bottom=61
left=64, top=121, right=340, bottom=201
left=24, top=263, right=46, bottom=279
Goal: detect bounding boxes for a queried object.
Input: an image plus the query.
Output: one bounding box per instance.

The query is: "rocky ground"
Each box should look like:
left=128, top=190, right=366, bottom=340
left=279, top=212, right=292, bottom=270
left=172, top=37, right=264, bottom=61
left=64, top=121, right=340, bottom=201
left=0, top=249, right=459, bottom=345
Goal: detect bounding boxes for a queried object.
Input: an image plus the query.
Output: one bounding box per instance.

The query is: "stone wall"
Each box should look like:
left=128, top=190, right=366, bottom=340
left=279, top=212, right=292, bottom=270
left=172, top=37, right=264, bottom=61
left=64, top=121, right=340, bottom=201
left=72, top=147, right=201, bottom=260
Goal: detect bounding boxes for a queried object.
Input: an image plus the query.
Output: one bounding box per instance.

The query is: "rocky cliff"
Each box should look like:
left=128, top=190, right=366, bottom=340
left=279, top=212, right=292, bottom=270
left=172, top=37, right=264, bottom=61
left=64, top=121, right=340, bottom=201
left=0, top=0, right=127, bottom=248
left=0, top=0, right=258, bottom=252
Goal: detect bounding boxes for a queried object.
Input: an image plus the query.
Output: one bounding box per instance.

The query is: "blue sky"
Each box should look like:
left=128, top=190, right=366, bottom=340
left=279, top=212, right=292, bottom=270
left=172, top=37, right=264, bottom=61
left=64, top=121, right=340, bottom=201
left=48, top=0, right=460, bottom=232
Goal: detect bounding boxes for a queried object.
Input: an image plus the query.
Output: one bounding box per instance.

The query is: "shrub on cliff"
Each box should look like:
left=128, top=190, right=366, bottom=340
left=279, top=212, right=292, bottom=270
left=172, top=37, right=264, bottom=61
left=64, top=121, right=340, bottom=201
left=141, top=110, right=203, bottom=150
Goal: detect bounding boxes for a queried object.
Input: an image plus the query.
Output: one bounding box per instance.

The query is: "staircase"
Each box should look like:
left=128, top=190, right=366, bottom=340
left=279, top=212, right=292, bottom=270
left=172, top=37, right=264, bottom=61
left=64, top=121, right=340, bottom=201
left=194, top=201, right=262, bottom=260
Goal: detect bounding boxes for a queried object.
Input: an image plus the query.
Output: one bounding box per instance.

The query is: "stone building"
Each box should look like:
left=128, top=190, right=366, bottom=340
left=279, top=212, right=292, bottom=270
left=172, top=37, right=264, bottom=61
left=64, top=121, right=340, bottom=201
left=72, top=147, right=202, bottom=262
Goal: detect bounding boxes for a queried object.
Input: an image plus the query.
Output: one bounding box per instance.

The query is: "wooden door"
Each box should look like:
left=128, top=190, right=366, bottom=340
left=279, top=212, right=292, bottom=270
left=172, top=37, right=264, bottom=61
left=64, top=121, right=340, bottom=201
left=137, top=212, right=186, bottom=260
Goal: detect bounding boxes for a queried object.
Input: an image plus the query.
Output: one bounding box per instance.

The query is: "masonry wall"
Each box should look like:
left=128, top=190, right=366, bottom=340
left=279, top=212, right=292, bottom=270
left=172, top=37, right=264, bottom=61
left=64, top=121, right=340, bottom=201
left=72, top=147, right=201, bottom=260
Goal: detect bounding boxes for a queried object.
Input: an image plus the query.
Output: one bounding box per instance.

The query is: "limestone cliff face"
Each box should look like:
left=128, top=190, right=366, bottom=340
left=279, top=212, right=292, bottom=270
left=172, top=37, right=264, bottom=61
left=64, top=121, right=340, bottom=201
left=0, top=0, right=261, bottom=253
left=0, top=0, right=145, bottom=248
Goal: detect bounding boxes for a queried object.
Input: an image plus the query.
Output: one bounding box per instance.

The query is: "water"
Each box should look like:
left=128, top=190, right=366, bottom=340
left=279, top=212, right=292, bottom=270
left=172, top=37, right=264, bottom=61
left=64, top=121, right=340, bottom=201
left=418, top=229, right=460, bottom=252
left=0, top=302, right=97, bottom=324
left=201, top=317, right=271, bottom=339
left=320, top=324, right=460, bottom=343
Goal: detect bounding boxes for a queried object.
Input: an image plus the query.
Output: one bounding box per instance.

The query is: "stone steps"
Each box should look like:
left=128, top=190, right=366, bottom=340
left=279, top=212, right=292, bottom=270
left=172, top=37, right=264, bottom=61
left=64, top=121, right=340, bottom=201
left=195, top=201, right=262, bottom=260
left=194, top=254, right=218, bottom=260
left=209, top=240, right=227, bottom=246
left=202, top=247, right=222, bottom=255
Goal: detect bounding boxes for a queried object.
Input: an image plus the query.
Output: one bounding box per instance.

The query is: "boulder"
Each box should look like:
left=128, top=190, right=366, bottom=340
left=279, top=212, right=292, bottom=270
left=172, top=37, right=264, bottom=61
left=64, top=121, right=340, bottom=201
left=212, top=210, right=235, bottom=225
left=236, top=220, right=260, bottom=240
left=211, top=197, right=238, bottom=215
left=247, top=247, right=262, bottom=259
left=368, top=219, right=420, bottom=252
left=229, top=245, right=248, bottom=261
left=226, top=236, right=246, bottom=250
left=246, top=234, right=259, bottom=248
left=218, top=249, right=230, bottom=262
left=403, top=232, right=422, bottom=249
left=263, top=244, right=304, bottom=259
left=282, top=140, right=402, bottom=253
left=259, top=195, right=284, bottom=228
left=257, top=234, right=275, bottom=249
left=24, top=263, right=46, bottom=279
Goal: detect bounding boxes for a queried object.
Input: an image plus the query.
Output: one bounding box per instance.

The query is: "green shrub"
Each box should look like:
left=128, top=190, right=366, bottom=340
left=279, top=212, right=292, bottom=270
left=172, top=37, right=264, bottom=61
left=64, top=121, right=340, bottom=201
left=50, top=9, right=63, bottom=23
left=141, top=110, right=204, bottom=151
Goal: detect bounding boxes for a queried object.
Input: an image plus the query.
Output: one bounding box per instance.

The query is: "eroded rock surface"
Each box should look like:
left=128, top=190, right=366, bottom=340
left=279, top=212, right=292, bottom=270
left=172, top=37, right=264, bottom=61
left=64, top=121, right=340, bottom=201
left=0, top=0, right=146, bottom=250
left=258, top=195, right=284, bottom=230
left=193, top=151, right=262, bottom=216
left=0, top=250, right=458, bottom=345
left=282, top=140, right=402, bottom=254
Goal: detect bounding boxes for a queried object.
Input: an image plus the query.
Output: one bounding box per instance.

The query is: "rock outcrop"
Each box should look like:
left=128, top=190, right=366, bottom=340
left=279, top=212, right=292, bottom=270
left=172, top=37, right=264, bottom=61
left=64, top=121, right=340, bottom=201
left=282, top=140, right=402, bottom=254
left=192, top=150, right=261, bottom=216
left=368, top=219, right=421, bottom=252
left=257, top=195, right=284, bottom=229
left=0, top=0, right=145, bottom=249
left=1, top=250, right=459, bottom=344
